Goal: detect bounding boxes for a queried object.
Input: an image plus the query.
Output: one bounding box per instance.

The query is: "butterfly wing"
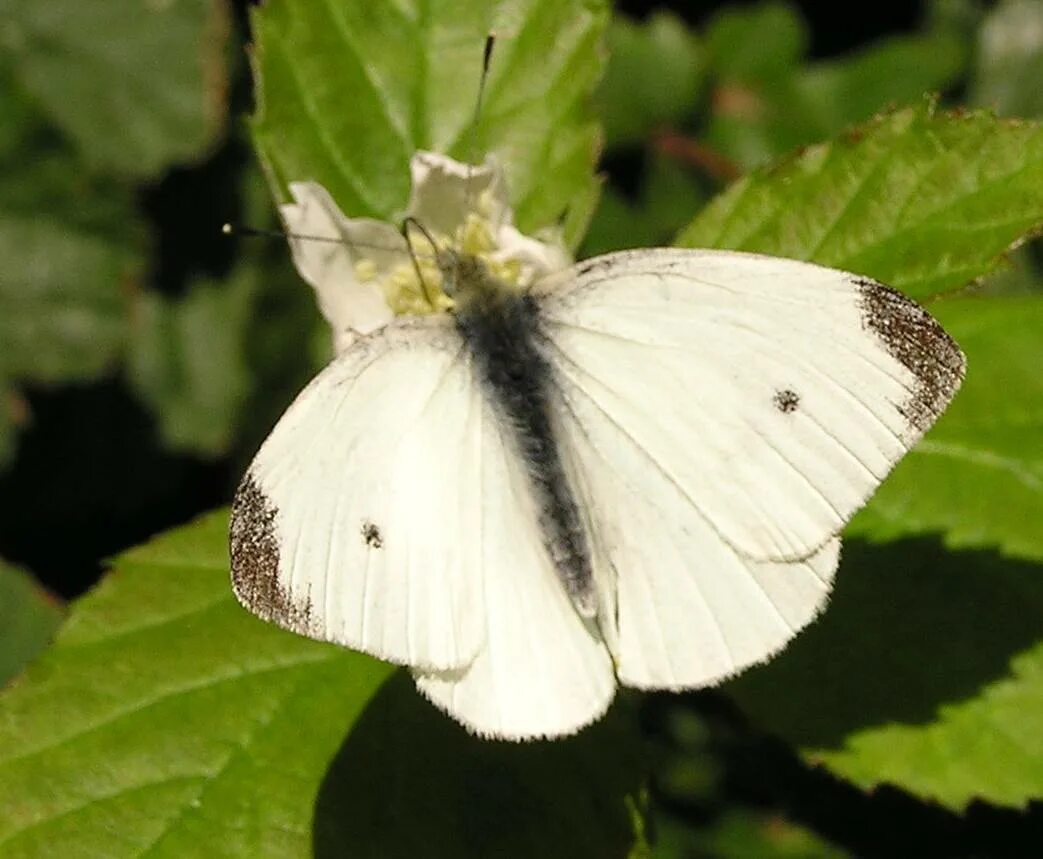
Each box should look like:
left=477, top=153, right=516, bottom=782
left=560, top=396, right=841, bottom=687
left=537, top=249, right=965, bottom=564
left=230, top=317, right=491, bottom=672
left=537, top=248, right=963, bottom=687
left=232, top=315, right=616, bottom=734
left=413, top=410, right=616, bottom=738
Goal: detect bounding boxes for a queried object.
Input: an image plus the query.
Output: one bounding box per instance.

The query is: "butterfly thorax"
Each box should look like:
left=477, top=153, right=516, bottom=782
left=446, top=250, right=597, bottom=618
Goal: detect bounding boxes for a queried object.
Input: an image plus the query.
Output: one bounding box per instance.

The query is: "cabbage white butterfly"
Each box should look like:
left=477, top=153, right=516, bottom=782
left=229, top=44, right=965, bottom=740
left=229, top=206, right=964, bottom=739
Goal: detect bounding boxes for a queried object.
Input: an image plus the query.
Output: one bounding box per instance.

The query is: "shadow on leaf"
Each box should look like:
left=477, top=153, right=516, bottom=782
left=313, top=671, right=645, bottom=859
left=726, top=538, right=1043, bottom=748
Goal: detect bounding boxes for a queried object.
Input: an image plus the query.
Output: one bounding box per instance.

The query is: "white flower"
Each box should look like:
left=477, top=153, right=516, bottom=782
left=280, top=151, right=571, bottom=354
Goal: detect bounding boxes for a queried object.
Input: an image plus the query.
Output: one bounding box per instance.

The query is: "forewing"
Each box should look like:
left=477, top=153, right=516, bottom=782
left=230, top=318, right=486, bottom=672
left=414, top=405, right=616, bottom=740
left=538, top=249, right=965, bottom=562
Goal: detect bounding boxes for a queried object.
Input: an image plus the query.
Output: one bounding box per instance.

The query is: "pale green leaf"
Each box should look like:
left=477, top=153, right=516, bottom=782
left=727, top=540, right=1043, bottom=811
left=128, top=267, right=256, bottom=457
left=0, top=0, right=229, bottom=177
left=251, top=0, right=608, bottom=233
left=0, top=561, right=62, bottom=687
left=970, top=0, right=1043, bottom=118
left=0, top=511, right=643, bottom=857
left=679, top=105, right=1043, bottom=300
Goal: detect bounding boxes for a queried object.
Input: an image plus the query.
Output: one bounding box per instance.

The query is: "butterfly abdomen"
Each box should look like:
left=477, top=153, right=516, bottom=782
left=454, top=289, right=596, bottom=617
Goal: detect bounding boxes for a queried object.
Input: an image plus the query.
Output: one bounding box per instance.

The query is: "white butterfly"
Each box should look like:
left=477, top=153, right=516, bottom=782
left=230, top=152, right=965, bottom=740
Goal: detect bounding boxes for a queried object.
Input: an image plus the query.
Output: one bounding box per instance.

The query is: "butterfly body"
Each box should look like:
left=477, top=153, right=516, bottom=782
left=446, top=251, right=596, bottom=617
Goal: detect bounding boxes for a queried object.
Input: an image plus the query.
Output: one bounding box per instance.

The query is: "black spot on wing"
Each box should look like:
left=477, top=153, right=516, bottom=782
left=855, top=278, right=966, bottom=433
left=361, top=520, right=383, bottom=549
left=774, top=389, right=800, bottom=413
left=230, top=474, right=317, bottom=635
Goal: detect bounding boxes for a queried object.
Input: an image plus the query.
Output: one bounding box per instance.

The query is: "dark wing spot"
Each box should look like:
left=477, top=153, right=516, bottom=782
left=774, top=389, right=800, bottom=413
left=855, top=278, right=966, bottom=433
left=361, top=521, right=383, bottom=549
left=229, top=474, right=317, bottom=635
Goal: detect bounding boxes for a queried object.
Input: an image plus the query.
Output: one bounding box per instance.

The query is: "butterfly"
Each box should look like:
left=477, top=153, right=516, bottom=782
left=229, top=153, right=965, bottom=740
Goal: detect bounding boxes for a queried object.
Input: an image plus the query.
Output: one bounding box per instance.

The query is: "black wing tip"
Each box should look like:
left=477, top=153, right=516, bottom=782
left=853, top=277, right=966, bottom=433
left=229, top=473, right=318, bottom=635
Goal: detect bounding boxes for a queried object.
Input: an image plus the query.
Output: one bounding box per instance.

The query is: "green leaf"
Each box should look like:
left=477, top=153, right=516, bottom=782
left=681, top=104, right=1043, bottom=809
left=582, top=154, right=707, bottom=257
left=0, top=215, right=129, bottom=383
left=705, top=1, right=806, bottom=83
left=795, top=32, right=967, bottom=134
left=970, top=0, right=1043, bottom=118
left=0, top=561, right=62, bottom=687
left=0, top=511, right=644, bottom=857
left=655, top=810, right=849, bottom=859
left=849, top=295, right=1043, bottom=561
left=704, top=5, right=967, bottom=171
left=679, top=104, right=1043, bottom=300
left=251, top=0, right=608, bottom=233
left=316, top=673, right=643, bottom=859
left=727, top=539, right=1043, bottom=811
left=0, top=0, right=229, bottom=177
left=128, top=267, right=257, bottom=457
left=596, top=12, right=705, bottom=148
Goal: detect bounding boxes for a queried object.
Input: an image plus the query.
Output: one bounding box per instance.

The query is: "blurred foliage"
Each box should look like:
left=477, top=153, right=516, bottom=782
left=0, top=561, right=61, bottom=687
left=0, top=0, right=1042, bottom=856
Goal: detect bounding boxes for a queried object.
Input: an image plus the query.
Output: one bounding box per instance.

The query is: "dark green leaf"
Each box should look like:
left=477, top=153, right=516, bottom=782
left=655, top=809, right=849, bottom=858
left=705, top=1, right=806, bottom=83
left=0, top=561, right=62, bottom=687
left=128, top=266, right=256, bottom=457
left=727, top=540, right=1043, bottom=810
left=597, top=12, right=705, bottom=148
left=704, top=6, right=967, bottom=171
left=0, top=215, right=129, bottom=383
left=0, top=0, right=230, bottom=177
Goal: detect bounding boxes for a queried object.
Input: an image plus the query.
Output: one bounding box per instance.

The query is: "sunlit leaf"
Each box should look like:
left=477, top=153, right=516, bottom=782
left=0, top=512, right=643, bottom=857
left=251, top=0, right=608, bottom=234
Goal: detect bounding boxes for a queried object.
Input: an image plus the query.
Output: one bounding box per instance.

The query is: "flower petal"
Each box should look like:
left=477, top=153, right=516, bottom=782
left=281, top=182, right=400, bottom=346
left=407, top=151, right=512, bottom=235
left=493, top=224, right=572, bottom=281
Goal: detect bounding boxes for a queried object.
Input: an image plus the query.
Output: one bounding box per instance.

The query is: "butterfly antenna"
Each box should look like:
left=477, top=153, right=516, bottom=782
left=401, top=216, right=441, bottom=309
left=224, top=221, right=428, bottom=260
left=222, top=222, right=347, bottom=245
left=465, top=34, right=496, bottom=212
